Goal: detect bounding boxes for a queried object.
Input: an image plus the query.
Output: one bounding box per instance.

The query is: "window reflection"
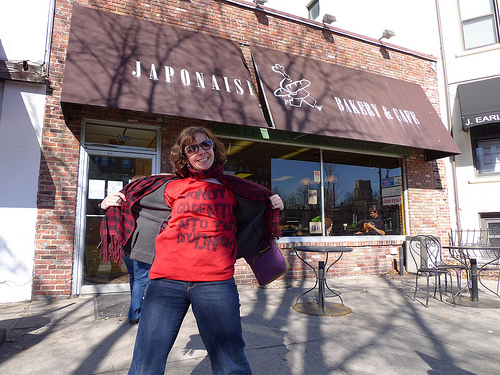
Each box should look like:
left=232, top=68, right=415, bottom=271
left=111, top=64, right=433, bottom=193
left=222, top=137, right=403, bottom=237
left=473, top=123, right=500, bottom=175
left=272, top=158, right=323, bottom=236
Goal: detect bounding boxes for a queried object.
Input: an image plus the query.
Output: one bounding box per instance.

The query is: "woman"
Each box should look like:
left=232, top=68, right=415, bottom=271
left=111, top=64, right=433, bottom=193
left=119, top=126, right=283, bottom=374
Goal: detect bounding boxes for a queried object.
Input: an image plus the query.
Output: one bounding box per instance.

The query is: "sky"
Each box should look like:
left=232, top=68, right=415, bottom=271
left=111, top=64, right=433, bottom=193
left=262, top=0, right=441, bottom=57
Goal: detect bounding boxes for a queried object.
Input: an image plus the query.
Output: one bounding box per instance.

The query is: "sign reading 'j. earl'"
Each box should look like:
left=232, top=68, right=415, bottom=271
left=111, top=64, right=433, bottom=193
left=61, top=5, right=267, bottom=128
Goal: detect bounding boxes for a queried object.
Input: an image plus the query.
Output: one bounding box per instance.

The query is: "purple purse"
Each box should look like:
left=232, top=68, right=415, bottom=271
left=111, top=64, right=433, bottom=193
left=245, top=240, right=289, bottom=286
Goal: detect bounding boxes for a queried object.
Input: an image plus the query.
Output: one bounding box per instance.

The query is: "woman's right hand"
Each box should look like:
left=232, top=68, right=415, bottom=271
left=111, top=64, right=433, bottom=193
left=269, top=194, right=284, bottom=211
left=100, top=192, right=126, bottom=210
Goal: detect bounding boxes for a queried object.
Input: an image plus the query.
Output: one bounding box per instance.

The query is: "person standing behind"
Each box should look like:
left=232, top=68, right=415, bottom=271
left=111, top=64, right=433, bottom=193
left=100, top=175, right=173, bottom=324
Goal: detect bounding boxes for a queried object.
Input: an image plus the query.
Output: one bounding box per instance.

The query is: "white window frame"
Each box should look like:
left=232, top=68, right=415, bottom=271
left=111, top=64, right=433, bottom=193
left=307, top=0, right=320, bottom=21
left=458, top=0, right=500, bottom=50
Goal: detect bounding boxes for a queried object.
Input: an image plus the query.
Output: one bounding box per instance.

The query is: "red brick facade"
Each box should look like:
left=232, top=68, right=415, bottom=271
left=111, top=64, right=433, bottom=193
left=33, top=0, right=451, bottom=297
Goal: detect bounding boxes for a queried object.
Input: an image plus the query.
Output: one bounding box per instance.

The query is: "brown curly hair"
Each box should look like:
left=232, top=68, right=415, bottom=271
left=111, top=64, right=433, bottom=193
left=170, top=126, right=227, bottom=177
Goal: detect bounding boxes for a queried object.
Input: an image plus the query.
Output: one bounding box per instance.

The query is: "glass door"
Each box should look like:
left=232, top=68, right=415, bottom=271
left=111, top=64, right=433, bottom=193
left=73, top=121, right=160, bottom=295
left=83, top=153, right=153, bottom=286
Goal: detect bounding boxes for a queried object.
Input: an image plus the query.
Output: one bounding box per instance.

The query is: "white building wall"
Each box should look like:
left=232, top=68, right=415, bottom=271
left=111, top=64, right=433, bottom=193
left=0, top=0, right=53, bottom=301
left=0, top=81, right=45, bottom=302
left=438, top=0, right=500, bottom=230
left=438, top=0, right=500, bottom=84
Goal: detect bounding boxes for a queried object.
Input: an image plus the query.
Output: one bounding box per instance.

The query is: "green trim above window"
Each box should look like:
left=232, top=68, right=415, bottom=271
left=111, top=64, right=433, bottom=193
left=213, top=123, right=412, bottom=169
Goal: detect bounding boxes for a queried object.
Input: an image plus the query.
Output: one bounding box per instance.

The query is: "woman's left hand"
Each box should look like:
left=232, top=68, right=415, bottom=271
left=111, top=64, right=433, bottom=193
left=270, top=194, right=284, bottom=211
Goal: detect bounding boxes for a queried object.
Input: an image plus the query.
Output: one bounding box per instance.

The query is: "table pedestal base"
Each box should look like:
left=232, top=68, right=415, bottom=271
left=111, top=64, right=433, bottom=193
left=293, top=302, right=351, bottom=316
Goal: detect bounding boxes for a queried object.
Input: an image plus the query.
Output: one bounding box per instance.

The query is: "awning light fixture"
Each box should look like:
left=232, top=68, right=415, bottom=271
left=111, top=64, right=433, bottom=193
left=322, top=14, right=337, bottom=24
left=253, top=0, right=268, bottom=6
left=379, top=29, right=396, bottom=41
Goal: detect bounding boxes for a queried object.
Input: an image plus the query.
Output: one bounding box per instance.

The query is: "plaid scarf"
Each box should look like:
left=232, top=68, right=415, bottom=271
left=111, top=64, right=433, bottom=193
left=99, top=175, right=177, bottom=264
left=100, top=164, right=281, bottom=263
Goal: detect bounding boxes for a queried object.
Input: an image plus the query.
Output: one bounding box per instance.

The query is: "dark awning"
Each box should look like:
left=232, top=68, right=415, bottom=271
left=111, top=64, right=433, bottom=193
left=251, top=45, right=460, bottom=161
left=457, top=77, right=500, bottom=131
left=61, top=5, right=267, bottom=127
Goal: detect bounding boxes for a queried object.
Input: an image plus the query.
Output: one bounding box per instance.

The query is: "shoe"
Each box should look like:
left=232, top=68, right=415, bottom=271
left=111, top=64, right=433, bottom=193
left=129, top=318, right=140, bottom=324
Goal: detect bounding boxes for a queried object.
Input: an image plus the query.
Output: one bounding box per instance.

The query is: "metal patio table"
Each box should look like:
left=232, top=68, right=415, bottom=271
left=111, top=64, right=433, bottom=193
left=292, top=245, right=353, bottom=316
left=443, top=245, right=500, bottom=307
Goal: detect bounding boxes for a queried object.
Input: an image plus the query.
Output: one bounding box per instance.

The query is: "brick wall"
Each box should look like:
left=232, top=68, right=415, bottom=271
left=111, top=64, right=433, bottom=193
left=405, top=150, right=451, bottom=241
left=33, top=0, right=450, bottom=297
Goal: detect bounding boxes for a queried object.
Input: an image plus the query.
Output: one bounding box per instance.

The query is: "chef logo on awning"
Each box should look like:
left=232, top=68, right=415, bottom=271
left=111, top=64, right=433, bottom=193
left=272, top=64, right=323, bottom=111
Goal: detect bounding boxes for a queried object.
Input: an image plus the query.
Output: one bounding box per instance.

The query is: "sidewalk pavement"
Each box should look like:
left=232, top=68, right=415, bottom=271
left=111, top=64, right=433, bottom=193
left=1, top=274, right=500, bottom=375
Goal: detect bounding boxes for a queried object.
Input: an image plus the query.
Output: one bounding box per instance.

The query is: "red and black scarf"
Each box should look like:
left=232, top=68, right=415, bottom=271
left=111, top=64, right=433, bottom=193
left=99, top=175, right=177, bottom=264
left=100, top=163, right=281, bottom=263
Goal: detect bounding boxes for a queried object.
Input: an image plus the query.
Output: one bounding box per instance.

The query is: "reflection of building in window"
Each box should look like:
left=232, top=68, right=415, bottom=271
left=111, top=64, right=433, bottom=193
left=354, top=180, right=374, bottom=220
left=354, top=180, right=373, bottom=200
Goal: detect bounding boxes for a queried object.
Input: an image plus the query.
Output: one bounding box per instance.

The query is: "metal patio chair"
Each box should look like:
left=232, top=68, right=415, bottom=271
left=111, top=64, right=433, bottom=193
left=408, top=235, right=455, bottom=307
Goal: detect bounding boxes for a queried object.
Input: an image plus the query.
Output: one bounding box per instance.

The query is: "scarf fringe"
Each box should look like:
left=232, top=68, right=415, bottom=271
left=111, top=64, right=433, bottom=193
left=99, top=235, right=124, bottom=265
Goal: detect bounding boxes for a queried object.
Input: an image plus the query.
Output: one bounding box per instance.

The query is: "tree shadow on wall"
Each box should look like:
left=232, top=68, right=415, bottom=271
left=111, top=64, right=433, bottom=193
left=63, top=5, right=265, bottom=129
left=37, top=152, right=56, bottom=210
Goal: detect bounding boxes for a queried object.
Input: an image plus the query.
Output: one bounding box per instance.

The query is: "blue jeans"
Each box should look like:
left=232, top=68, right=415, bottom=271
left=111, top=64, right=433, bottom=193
left=123, top=257, right=151, bottom=322
left=128, top=278, right=252, bottom=375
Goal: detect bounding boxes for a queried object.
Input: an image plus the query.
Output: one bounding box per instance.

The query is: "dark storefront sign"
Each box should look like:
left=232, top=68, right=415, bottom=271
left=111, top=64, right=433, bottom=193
left=457, top=77, right=500, bottom=131
left=62, top=6, right=460, bottom=161
left=61, top=5, right=267, bottom=127
left=251, top=45, right=460, bottom=161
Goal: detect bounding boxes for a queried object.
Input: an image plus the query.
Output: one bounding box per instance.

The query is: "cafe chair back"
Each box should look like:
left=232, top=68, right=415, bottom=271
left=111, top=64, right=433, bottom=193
left=407, top=235, right=455, bottom=307
left=439, top=233, right=470, bottom=297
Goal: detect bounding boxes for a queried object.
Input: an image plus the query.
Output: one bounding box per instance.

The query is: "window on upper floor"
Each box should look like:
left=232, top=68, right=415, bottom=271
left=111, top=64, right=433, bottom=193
left=307, top=0, right=320, bottom=21
left=472, top=123, right=500, bottom=175
left=459, top=0, right=499, bottom=49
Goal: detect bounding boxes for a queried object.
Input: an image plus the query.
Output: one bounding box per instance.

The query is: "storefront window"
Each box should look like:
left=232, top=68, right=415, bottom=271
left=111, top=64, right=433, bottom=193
left=476, top=138, right=500, bottom=174
left=221, top=137, right=403, bottom=237
left=472, top=123, right=500, bottom=175
left=272, top=157, right=324, bottom=236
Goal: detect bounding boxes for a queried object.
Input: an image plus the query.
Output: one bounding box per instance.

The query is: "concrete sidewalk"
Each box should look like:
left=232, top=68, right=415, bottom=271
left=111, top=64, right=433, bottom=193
left=1, top=274, right=500, bottom=375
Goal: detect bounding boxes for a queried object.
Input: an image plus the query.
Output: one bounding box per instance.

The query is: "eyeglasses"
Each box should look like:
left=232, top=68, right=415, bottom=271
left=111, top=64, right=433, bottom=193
left=184, top=139, right=213, bottom=155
